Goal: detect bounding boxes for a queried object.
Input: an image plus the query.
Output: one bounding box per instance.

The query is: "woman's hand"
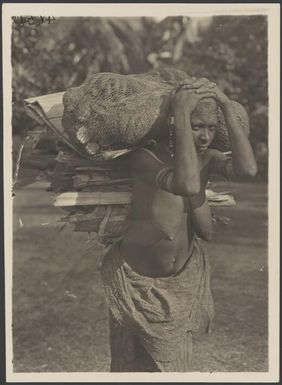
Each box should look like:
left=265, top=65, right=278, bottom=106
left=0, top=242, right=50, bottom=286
left=179, top=77, right=215, bottom=90
left=180, top=77, right=230, bottom=107
left=171, top=86, right=216, bottom=116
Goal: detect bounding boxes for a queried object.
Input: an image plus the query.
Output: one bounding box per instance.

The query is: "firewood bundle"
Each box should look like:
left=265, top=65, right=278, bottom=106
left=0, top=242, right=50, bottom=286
left=21, top=69, right=239, bottom=246
left=14, top=93, right=129, bottom=246
left=48, top=149, right=133, bottom=244
left=18, top=129, right=235, bottom=247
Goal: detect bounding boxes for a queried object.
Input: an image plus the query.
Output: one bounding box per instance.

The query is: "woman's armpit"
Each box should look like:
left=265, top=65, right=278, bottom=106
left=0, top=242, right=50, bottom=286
left=131, top=147, right=168, bottom=186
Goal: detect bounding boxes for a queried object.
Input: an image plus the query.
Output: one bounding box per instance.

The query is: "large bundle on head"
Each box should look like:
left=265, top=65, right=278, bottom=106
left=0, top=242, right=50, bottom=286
left=62, top=67, right=248, bottom=156
left=23, top=67, right=249, bottom=248
left=62, top=67, right=188, bottom=156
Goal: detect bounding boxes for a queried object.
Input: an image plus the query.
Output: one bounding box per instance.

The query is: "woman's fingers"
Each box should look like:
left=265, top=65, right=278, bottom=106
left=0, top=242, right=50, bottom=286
left=174, top=79, right=198, bottom=93
left=172, top=86, right=216, bottom=103
left=182, top=78, right=216, bottom=90
left=194, top=85, right=217, bottom=94
left=206, top=82, right=217, bottom=89
left=195, top=77, right=209, bottom=85
left=187, top=81, right=215, bottom=89
left=179, top=77, right=197, bottom=86
left=189, top=78, right=209, bottom=88
left=197, top=91, right=217, bottom=100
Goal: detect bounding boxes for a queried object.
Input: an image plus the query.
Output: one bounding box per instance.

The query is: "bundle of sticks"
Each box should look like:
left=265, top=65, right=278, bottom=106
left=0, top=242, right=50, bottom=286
left=49, top=148, right=133, bottom=244
left=19, top=92, right=235, bottom=247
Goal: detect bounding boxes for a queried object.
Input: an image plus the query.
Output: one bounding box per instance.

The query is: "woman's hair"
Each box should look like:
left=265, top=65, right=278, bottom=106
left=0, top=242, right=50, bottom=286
left=191, top=98, right=218, bottom=121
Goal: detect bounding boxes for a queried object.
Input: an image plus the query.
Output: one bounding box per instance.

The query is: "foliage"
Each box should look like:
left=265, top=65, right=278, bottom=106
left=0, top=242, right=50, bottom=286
left=146, top=15, right=268, bottom=177
left=183, top=16, right=268, bottom=145
left=12, top=15, right=268, bottom=177
left=12, top=17, right=149, bottom=136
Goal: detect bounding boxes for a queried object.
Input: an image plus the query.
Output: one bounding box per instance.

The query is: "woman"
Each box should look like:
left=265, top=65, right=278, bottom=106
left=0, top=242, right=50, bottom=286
left=102, top=77, right=257, bottom=372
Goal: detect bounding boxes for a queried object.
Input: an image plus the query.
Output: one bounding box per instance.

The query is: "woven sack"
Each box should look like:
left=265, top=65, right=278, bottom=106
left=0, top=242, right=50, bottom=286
left=62, top=67, right=249, bottom=156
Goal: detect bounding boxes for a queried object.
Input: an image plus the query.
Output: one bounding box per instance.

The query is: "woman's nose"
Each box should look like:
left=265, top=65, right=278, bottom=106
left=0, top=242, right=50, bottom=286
left=200, top=128, right=210, bottom=141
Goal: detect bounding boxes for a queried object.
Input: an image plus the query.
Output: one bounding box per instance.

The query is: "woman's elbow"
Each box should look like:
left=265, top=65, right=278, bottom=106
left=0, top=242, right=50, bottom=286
left=205, top=231, right=213, bottom=241
left=173, top=178, right=200, bottom=196
left=237, top=162, right=258, bottom=178
left=197, top=230, right=212, bottom=241
left=247, top=163, right=258, bottom=177
left=202, top=227, right=213, bottom=241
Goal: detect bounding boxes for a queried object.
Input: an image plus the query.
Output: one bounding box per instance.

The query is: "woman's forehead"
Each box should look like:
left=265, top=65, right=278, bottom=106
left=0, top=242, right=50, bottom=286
left=191, top=110, right=218, bottom=124
left=191, top=99, right=218, bottom=123
left=192, top=99, right=217, bottom=113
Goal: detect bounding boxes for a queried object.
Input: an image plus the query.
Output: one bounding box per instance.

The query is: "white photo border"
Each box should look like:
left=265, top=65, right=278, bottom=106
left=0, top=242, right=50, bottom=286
left=2, top=3, right=280, bottom=383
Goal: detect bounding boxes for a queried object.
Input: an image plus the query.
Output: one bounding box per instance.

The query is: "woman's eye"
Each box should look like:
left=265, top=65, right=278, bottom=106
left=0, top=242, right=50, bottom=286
left=192, top=126, right=200, bottom=131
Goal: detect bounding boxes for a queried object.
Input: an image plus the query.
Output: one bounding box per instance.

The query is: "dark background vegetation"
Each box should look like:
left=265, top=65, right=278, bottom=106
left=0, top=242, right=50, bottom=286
left=12, top=15, right=268, bottom=178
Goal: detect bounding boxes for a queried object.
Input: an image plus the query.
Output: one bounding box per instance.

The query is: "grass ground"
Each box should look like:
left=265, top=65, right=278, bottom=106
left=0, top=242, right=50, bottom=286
left=12, top=181, right=268, bottom=372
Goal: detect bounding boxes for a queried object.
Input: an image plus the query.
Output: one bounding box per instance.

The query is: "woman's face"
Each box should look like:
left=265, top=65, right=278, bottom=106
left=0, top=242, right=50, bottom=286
left=190, top=101, right=218, bottom=154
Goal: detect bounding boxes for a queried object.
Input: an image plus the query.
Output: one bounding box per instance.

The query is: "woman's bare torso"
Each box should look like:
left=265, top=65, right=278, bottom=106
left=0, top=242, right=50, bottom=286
left=120, top=179, right=193, bottom=277
left=120, top=146, right=210, bottom=278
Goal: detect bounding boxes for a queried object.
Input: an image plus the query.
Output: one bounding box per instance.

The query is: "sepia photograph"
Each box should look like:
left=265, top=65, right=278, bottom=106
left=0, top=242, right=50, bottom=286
left=2, top=3, right=280, bottom=383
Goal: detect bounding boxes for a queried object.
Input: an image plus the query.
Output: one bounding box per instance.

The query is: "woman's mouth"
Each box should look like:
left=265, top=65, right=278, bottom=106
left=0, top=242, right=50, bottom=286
left=197, top=145, right=208, bottom=152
